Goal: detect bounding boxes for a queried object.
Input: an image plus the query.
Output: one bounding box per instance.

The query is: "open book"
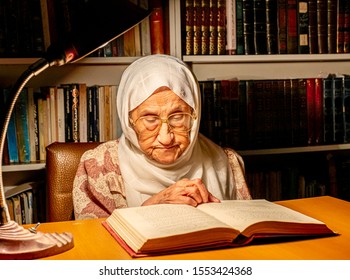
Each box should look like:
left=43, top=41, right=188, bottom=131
left=102, top=199, right=337, bottom=257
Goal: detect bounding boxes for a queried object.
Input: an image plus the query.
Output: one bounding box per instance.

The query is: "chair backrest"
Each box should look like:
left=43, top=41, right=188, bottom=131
left=45, top=142, right=100, bottom=222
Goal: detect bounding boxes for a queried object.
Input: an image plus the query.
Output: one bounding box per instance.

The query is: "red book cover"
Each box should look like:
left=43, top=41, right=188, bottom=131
left=150, top=6, right=165, bottom=54
left=343, top=1, right=350, bottom=53
left=314, top=77, right=324, bottom=144
left=278, top=0, right=288, bottom=54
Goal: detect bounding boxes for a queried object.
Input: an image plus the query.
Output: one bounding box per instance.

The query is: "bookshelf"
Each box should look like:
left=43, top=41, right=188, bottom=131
left=1, top=0, right=350, bottom=214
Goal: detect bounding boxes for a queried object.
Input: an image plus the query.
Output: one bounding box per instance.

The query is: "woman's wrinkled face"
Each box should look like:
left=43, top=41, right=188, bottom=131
left=129, top=88, right=193, bottom=164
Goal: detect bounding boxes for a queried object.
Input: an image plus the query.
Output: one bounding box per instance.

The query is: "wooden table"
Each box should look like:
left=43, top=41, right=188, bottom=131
left=31, top=196, right=350, bottom=260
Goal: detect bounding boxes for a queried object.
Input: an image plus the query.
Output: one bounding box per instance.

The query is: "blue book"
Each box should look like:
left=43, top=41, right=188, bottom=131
left=15, top=88, right=31, bottom=163
left=3, top=88, right=19, bottom=163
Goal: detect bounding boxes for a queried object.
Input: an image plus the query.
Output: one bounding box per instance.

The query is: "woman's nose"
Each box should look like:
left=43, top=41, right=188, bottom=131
left=157, top=122, right=174, bottom=145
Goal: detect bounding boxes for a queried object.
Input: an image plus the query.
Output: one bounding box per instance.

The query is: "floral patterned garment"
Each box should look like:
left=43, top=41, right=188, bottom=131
left=73, top=140, right=251, bottom=220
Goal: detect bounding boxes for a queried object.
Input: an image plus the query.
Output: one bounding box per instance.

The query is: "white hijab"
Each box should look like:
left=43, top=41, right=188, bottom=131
left=117, top=54, right=234, bottom=207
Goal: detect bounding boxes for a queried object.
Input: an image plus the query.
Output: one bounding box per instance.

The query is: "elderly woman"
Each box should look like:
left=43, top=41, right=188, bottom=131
left=73, top=54, right=251, bottom=219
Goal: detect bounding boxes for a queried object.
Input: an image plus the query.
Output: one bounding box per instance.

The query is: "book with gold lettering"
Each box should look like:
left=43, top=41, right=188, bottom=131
left=102, top=199, right=336, bottom=257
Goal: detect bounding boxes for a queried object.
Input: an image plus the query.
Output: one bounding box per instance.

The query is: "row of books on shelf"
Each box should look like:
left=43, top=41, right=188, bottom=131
left=90, top=0, right=167, bottom=57
left=184, top=0, right=350, bottom=56
left=246, top=167, right=326, bottom=201
left=1, top=83, right=121, bottom=165
left=0, top=0, right=167, bottom=58
left=199, top=73, right=350, bottom=150
left=4, top=181, right=45, bottom=225
left=0, top=0, right=45, bottom=57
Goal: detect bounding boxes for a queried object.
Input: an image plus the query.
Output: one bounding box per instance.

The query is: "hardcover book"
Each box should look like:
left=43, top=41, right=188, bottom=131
left=185, top=0, right=194, bottom=55
left=297, top=1, right=309, bottom=54
left=307, top=0, right=318, bottom=53
left=287, top=0, right=298, bottom=54
left=103, top=199, right=336, bottom=257
left=243, top=0, right=255, bottom=54
left=277, top=0, right=288, bottom=53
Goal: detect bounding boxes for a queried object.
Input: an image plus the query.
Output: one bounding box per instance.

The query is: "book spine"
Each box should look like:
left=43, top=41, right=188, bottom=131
left=209, top=0, right=218, bottom=54
left=297, top=1, right=309, bottom=54
left=336, top=0, right=345, bottom=53
left=283, top=79, right=294, bottom=146
left=314, top=77, right=324, bottom=144
left=243, top=0, right=255, bottom=54
left=201, top=0, right=210, bottom=55
left=56, top=87, right=65, bottom=142
left=327, top=0, right=337, bottom=53
left=343, top=75, right=350, bottom=143
left=290, top=79, right=300, bottom=145
left=277, top=0, right=288, bottom=54
left=253, top=0, right=267, bottom=54
left=333, top=76, right=344, bottom=143
left=185, top=0, right=194, bottom=55
left=306, top=78, right=316, bottom=145
left=344, top=1, right=350, bottom=53
left=15, top=88, right=31, bottom=163
left=308, top=0, right=318, bottom=53
left=236, top=0, right=245, bottom=54
left=298, top=78, right=309, bottom=146
left=287, top=0, right=298, bottom=54
left=71, top=85, right=80, bottom=143
left=87, top=86, right=94, bottom=142
left=78, top=84, right=87, bottom=142
left=193, top=0, right=202, bottom=55
left=225, top=0, right=236, bottom=55
left=63, top=85, right=73, bottom=142
left=323, top=75, right=334, bottom=143
left=217, top=0, right=226, bottom=55
left=199, top=81, right=214, bottom=139
left=213, top=80, right=224, bottom=145
left=150, top=6, right=165, bottom=54
left=266, top=0, right=278, bottom=54
left=317, top=0, right=328, bottom=53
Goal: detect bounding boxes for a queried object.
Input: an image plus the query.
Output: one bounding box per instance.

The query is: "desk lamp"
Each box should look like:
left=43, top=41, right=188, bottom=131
left=0, top=0, right=150, bottom=259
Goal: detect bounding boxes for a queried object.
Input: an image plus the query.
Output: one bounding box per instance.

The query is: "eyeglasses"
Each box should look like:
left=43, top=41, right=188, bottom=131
left=130, top=112, right=197, bottom=136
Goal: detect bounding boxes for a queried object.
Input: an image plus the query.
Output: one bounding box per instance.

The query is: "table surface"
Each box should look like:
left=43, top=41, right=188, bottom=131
left=29, top=196, right=350, bottom=260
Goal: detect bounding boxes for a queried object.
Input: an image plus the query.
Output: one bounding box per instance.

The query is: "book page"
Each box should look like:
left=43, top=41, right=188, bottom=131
left=114, top=204, right=233, bottom=239
left=197, top=200, right=324, bottom=232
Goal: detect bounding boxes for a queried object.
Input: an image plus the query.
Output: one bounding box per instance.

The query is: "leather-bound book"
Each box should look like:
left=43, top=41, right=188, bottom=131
left=277, top=0, right=288, bottom=54
left=317, top=0, right=328, bottom=53
left=217, top=0, right=226, bottom=55
left=287, top=0, right=298, bottom=54
left=243, top=0, right=255, bottom=54
left=266, top=0, right=278, bottom=54
left=185, top=0, right=194, bottom=55
left=209, top=0, right=218, bottom=54
left=201, top=0, right=210, bottom=55
left=308, top=0, right=318, bottom=53
left=253, top=0, right=267, bottom=54
left=297, top=1, right=309, bottom=54
left=193, top=0, right=201, bottom=55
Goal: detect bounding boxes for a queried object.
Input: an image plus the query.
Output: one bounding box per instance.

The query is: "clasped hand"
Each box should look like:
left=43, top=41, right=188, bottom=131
left=142, top=178, right=220, bottom=207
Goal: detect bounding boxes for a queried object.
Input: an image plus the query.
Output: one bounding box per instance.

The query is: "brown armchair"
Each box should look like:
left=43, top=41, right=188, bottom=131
left=45, top=142, right=100, bottom=222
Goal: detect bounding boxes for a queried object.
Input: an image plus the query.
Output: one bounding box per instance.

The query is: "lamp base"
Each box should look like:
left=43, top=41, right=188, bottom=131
left=0, top=221, right=74, bottom=259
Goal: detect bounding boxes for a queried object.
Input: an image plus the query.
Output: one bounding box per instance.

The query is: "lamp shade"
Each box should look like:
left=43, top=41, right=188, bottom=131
left=45, top=0, right=151, bottom=64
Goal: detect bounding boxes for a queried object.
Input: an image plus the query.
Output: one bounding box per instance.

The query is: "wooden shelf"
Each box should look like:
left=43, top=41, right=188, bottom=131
left=2, top=163, right=46, bottom=172
left=183, top=54, right=350, bottom=63
left=238, top=144, right=350, bottom=156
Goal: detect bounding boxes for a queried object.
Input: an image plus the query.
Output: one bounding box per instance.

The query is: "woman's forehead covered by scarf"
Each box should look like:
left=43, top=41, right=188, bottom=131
left=117, top=54, right=199, bottom=114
